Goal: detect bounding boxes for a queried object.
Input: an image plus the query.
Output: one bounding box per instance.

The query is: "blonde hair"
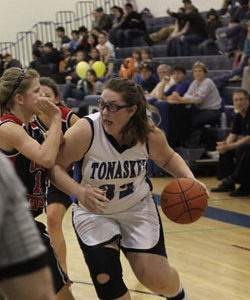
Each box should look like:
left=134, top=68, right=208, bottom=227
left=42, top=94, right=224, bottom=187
left=192, top=61, right=208, bottom=74
left=0, top=67, right=39, bottom=115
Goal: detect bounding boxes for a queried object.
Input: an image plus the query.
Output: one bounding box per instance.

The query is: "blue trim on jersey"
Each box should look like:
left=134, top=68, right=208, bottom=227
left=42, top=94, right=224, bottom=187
left=104, top=129, right=132, bottom=154
left=84, top=116, right=94, bottom=154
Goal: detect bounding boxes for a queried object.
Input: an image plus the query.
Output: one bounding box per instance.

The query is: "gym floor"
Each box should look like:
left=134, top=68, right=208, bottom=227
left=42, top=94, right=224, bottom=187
left=37, top=176, right=250, bottom=300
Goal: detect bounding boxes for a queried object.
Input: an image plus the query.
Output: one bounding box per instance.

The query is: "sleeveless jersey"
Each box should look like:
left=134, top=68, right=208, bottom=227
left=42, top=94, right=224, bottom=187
left=0, top=114, right=47, bottom=218
left=78, top=112, right=151, bottom=214
left=34, top=104, right=75, bottom=134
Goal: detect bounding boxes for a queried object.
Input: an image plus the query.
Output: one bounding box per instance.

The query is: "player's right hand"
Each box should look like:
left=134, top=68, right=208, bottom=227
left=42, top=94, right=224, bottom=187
left=37, top=96, right=61, bottom=118
left=78, top=186, right=110, bottom=214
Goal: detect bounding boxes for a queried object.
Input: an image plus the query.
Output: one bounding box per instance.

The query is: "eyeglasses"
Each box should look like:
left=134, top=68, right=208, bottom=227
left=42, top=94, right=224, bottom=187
left=98, top=99, right=133, bottom=112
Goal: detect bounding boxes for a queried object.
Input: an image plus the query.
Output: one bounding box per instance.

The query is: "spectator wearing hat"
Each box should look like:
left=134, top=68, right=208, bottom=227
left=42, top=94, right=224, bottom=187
left=158, top=65, right=189, bottom=100
left=3, top=53, right=22, bottom=69
left=137, top=63, right=159, bottom=93
left=56, top=26, right=71, bottom=47
left=92, top=7, right=113, bottom=34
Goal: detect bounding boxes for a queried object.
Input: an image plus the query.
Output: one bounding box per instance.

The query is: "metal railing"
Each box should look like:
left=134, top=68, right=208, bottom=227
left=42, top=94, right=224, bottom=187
left=16, top=31, right=36, bottom=68
left=56, top=11, right=77, bottom=34
left=0, top=0, right=126, bottom=67
left=75, top=1, right=95, bottom=29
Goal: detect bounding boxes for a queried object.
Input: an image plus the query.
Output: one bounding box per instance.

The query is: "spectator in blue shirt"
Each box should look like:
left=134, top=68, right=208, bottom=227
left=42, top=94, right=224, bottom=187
left=157, top=65, right=190, bottom=100
left=66, top=30, right=81, bottom=54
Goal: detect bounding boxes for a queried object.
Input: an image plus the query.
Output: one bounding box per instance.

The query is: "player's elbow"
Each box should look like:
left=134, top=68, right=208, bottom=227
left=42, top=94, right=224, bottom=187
left=41, top=157, right=56, bottom=169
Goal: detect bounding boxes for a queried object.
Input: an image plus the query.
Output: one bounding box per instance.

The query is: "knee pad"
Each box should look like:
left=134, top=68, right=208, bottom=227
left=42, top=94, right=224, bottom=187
left=84, top=247, right=127, bottom=300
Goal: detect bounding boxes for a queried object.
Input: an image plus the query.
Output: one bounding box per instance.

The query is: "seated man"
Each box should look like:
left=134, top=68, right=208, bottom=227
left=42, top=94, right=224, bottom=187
left=211, top=88, right=250, bottom=197
left=149, top=64, right=175, bottom=99
left=157, top=64, right=190, bottom=101
left=137, top=63, right=159, bottom=93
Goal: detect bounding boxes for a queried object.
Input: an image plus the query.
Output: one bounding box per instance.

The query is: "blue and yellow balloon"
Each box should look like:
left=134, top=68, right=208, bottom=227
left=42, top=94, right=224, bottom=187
left=92, top=61, right=106, bottom=78
left=76, top=61, right=89, bottom=79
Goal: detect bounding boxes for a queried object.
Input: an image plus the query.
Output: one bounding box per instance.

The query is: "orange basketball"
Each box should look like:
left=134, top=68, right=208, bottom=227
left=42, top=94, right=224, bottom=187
left=160, top=178, right=208, bottom=224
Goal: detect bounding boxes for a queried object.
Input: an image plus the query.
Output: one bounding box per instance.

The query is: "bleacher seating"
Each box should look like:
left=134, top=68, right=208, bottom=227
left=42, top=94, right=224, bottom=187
left=152, top=55, right=232, bottom=70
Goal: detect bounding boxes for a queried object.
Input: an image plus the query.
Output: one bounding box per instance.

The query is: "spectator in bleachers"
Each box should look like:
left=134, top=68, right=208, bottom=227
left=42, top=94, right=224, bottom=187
left=137, top=62, right=159, bottom=93
left=96, top=32, right=115, bottom=57
left=198, top=9, right=222, bottom=55
left=242, top=63, right=250, bottom=93
left=109, top=6, right=124, bottom=46
left=62, top=69, right=103, bottom=103
left=173, top=62, right=221, bottom=148
left=77, top=26, right=89, bottom=51
left=87, top=47, right=100, bottom=66
left=3, top=53, right=22, bottom=69
left=32, top=40, right=43, bottom=52
left=29, top=49, right=48, bottom=71
left=149, top=64, right=175, bottom=99
left=56, top=26, right=71, bottom=47
left=92, top=7, right=113, bottom=34
left=99, top=45, right=118, bottom=80
left=165, top=7, right=190, bottom=56
left=66, top=30, right=81, bottom=54
left=211, top=88, right=250, bottom=196
left=115, top=3, right=147, bottom=47
left=140, top=47, right=153, bottom=63
left=215, top=1, right=249, bottom=55
left=43, top=42, right=62, bottom=73
left=168, top=5, right=207, bottom=56
left=64, top=49, right=87, bottom=84
left=157, top=65, right=189, bottom=100
left=84, top=33, right=98, bottom=54
left=124, top=0, right=138, bottom=11
left=213, top=20, right=250, bottom=89
left=120, top=48, right=141, bottom=79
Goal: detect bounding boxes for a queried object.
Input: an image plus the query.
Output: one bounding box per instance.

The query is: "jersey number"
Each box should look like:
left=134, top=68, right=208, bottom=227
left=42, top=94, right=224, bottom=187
left=99, top=182, right=134, bottom=200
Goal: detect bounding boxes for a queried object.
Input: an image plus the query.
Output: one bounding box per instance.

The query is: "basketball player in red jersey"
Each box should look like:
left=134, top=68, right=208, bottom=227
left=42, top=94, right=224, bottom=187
left=34, top=77, right=79, bottom=274
left=0, top=67, right=74, bottom=300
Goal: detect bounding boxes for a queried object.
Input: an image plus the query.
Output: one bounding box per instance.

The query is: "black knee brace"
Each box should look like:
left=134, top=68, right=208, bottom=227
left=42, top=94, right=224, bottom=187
left=84, top=247, right=128, bottom=300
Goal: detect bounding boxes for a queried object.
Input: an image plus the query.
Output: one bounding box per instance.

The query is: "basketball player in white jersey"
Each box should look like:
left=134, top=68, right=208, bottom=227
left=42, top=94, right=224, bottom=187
left=49, top=78, right=208, bottom=300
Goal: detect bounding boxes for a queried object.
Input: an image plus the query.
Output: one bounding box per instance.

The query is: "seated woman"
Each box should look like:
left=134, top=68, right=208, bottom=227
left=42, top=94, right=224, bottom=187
left=99, top=44, right=118, bottom=81
left=62, top=69, right=103, bottom=116
left=173, top=61, right=222, bottom=148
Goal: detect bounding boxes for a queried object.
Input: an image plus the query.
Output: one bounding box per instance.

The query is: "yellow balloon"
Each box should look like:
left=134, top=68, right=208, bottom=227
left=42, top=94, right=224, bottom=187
left=92, top=61, right=106, bottom=78
left=76, top=61, right=89, bottom=79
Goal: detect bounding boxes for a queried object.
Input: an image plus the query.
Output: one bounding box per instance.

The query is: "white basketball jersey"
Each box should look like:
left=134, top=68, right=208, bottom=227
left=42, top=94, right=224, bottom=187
left=79, top=112, right=151, bottom=214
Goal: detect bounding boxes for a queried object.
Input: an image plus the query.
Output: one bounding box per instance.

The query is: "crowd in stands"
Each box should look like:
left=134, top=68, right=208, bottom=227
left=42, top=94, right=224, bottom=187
left=0, top=0, right=250, bottom=194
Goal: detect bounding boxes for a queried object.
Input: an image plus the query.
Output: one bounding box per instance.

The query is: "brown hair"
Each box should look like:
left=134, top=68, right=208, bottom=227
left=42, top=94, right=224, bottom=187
left=40, top=77, right=61, bottom=98
left=233, top=88, right=249, bottom=101
left=0, top=67, right=39, bottom=115
left=103, top=78, right=160, bottom=146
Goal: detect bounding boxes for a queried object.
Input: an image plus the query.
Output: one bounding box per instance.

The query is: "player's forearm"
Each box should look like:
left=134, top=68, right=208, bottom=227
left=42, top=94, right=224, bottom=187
left=163, top=152, right=195, bottom=179
left=48, top=165, right=83, bottom=199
